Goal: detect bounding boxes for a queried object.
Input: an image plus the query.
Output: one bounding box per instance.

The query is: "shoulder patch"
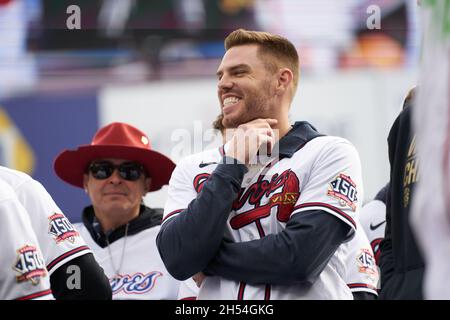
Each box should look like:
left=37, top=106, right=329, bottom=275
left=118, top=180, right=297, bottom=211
left=327, top=173, right=358, bottom=211
left=48, top=213, right=79, bottom=243
left=357, top=248, right=378, bottom=281
left=13, top=245, right=47, bottom=285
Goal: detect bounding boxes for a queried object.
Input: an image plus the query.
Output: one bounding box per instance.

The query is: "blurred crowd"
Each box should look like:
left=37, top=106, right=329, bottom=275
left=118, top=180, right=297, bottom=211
left=0, top=0, right=419, bottom=98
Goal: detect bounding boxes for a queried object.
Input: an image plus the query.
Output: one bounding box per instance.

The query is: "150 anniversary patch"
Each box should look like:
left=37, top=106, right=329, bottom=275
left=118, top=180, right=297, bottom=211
left=327, top=173, right=358, bottom=211
left=13, top=245, right=47, bottom=285
left=48, top=213, right=79, bottom=243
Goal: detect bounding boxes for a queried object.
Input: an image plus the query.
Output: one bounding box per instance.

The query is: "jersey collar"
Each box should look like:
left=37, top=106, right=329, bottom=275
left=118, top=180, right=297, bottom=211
left=82, top=205, right=163, bottom=248
left=277, top=121, right=323, bottom=158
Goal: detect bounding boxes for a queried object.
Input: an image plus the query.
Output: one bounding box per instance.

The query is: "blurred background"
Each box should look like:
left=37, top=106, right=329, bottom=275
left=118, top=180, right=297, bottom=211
left=0, top=0, right=420, bottom=222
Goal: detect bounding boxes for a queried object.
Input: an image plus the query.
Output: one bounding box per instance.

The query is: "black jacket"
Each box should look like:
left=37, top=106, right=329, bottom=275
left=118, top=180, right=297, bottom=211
left=379, top=103, right=425, bottom=299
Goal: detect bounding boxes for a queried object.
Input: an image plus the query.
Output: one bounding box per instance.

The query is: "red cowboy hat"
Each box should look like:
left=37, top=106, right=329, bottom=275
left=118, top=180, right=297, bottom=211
left=54, top=122, right=175, bottom=192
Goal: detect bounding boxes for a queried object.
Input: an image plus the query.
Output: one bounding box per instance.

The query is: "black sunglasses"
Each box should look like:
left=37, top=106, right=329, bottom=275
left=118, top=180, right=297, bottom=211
left=88, top=161, right=145, bottom=181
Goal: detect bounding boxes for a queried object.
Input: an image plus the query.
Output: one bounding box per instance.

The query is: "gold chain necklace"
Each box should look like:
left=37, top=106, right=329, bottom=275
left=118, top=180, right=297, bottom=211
left=105, top=223, right=129, bottom=280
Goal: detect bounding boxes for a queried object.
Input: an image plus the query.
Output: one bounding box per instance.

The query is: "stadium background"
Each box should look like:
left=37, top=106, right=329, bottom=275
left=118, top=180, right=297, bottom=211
left=0, top=0, right=419, bottom=223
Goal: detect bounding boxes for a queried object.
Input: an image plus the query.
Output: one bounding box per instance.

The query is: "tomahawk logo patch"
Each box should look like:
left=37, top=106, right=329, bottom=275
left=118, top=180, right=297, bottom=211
left=13, top=245, right=47, bottom=285
left=48, top=213, right=79, bottom=243
left=327, top=173, right=358, bottom=211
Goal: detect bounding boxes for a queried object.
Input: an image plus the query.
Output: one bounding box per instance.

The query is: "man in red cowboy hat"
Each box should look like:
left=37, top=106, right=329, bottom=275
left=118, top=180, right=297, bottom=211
left=54, top=122, right=194, bottom=299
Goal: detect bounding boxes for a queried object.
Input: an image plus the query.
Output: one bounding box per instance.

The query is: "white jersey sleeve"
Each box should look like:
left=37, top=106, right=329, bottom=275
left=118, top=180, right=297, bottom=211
left=177, top=278, right=199, bottom=300
left=344, top=224, right=379, bottom=295
left=163, top=156, right=200, bottom=224
left=291, top=138, right=363, bottom=233
left=359, top=199, right=386, bottom=265
left=14, top=177, right=91, bottom=274
left=0, top=182, right=53, bottom=300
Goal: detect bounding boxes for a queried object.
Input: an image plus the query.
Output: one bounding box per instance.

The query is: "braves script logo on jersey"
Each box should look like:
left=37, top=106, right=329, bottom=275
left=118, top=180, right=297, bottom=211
left=48, top=213, right=79, bottom=243
left=357, top=248, right=378, bottom=280
left=13, top=245, right=47, bottom=285
left=110, top=271, right=162, bottom=295
left=327, top=173, right=358, bottom=211
left=193, top=169, right=300, bottom=230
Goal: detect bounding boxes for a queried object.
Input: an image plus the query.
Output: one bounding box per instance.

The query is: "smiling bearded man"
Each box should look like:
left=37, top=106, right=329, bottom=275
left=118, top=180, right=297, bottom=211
left=157, top=29, right=367, bottom=300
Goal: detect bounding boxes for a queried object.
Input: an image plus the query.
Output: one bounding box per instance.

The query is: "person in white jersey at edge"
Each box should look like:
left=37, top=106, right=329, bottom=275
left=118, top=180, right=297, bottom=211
left=0, top=165, right=111, bottom=299
left=54, top=122, right=196, bottom=300
left=157, top=29, right=367, bottom=300
left=0, top=178, right=53, bottom=300
left=360, top=183, right=388, bottom=267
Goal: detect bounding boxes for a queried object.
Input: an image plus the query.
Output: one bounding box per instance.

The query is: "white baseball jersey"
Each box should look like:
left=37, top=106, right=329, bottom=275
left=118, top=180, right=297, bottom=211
left=343, top=221, right=379, bottom=295
left=0, top=166, right=91, bottom=275
left=0, top=179, right=53, bottom=300
left=177, top=278, right=199, bottom=300
left=163, top=133, right=364, bottom=300
left=359, top=199, right=386, bottom=266
left=75, top=223, right=182, bottom=300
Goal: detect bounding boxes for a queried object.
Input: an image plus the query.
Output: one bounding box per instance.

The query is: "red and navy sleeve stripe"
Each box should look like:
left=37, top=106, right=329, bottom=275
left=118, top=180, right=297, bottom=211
left=347, top=283, right=378, bottom=294
left=162, top=209, right=184, bottom=224
left=46, top=245, right=90, bottom=274
left=16, top=289, right=53, bottom=300
left=292, top=202, right=356, bottom=229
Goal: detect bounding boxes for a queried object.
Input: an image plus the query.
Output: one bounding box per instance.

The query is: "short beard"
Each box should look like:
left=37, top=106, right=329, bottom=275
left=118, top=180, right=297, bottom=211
left=222, top=80, right=274, bottom=128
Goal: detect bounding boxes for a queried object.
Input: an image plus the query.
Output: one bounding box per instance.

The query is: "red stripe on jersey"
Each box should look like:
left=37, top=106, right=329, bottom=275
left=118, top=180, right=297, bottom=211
left=16, top=289, right=53, bottom=300
left=293, top=202, right=356, bottom=229
left=162, top=209, right=184, bottom=222
left=265, top=285, right=271, bottom=300
left=180, top=296, right=197, bottom=300
left=219, top=145, right=225, bottom=157
left=47, top=246, right=90, bottom=272
left=230, top=205, right=272, bottom=229
left=255, top=220, right=266, bottom=238
left=347, top=283, right=378, bottom=291
left=237, top=282, right=246, bottom=300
